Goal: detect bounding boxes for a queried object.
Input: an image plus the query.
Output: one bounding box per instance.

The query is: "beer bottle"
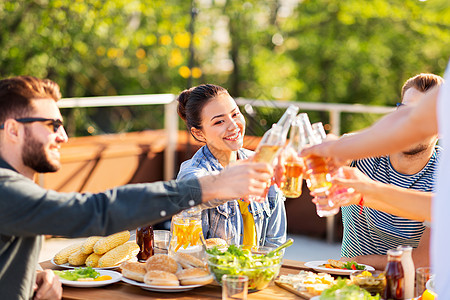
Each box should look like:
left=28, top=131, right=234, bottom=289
left=253, top=104, right=298, bottom=164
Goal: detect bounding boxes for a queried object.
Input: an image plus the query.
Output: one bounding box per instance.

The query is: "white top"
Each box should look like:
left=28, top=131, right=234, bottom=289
left=432, top=60, right=450, bottom=298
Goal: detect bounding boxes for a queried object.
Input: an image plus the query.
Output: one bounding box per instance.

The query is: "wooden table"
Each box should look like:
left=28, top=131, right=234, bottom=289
left=41, top=259, right=313, bottom=300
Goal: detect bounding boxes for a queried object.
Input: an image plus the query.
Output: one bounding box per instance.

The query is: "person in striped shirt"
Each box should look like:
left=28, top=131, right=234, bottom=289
left=301, top=63, right=449, bottom=299
left=339, top=73, right=443, bottom=270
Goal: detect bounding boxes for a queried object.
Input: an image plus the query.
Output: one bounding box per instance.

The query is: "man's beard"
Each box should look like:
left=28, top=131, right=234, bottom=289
left=402, top=144, right=428, bottom=156
left=22, top=127, right=60, bottom=173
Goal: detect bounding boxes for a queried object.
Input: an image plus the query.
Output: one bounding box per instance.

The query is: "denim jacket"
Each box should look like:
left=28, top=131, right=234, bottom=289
left=177, top=145, right=287, bottom=247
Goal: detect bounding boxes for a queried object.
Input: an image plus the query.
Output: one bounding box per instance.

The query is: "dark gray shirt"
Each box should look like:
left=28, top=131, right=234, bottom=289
left=0, top=159, right=202, bottom=299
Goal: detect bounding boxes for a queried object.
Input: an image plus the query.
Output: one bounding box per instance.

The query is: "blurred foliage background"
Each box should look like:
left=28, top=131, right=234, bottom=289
left=1, top=0, right=449, bottom=136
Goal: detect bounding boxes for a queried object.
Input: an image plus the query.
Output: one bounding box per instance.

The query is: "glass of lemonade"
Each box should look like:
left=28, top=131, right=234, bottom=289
left=305, top=155, right=332, bottom=194
left=281, top=161, right=304, bottom=198
left=168, top=207, right=204, bottom=259
left=280, top=117, right=305, bottom=198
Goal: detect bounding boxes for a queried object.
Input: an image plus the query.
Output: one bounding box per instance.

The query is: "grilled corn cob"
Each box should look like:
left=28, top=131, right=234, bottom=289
left=68, top=250, right=90, bottom=266
left=85, top=252, right=103, bottom=268
left=98, top=241, right=140, bottom=268
left=93, top=231, right=130, bottom=255
left=80, top=236, right=101, bottom=254
left=53, top=242, right=83, bottom=265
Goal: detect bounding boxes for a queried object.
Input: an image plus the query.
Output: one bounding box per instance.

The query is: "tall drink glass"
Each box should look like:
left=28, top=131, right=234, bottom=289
left=415, top=267, right=433, bottom=297
left=297, top=117, right=336, bottom=216
left=311, top=122, right=355, bottom=213
left=300, top=118, right=333, bottom=194
left=280, top=116, right=305, bottom=198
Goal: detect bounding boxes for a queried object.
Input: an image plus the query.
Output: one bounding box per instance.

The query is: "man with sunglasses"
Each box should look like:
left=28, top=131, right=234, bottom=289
left=336, top=73, right=443, bottom=270
left=0, top=76, right=274, bottom=300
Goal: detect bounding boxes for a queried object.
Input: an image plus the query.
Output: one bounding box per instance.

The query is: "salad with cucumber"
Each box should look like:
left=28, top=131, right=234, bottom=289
left=206, top=245, right=283, bottom=290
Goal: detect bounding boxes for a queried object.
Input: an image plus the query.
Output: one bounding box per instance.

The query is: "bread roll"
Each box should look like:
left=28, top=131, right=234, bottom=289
left=173, top=252, right=205, bottom=269
left=205, top=238, right=227, bottom=249
left=121, top=261, right=146, bottom=282
left=145, top=254, right=179, bottom=273
left=144, top=270, right=179, bottom=286
left=176, top=268, right=213, bottom=286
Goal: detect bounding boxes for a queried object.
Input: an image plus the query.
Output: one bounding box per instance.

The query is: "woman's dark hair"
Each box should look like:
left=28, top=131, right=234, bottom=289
left=177, top=84, right=228, bottom=141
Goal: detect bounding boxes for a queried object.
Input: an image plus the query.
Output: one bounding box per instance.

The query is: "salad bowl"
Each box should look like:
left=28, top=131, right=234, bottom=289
left=206, top=245, right=283, bottom=291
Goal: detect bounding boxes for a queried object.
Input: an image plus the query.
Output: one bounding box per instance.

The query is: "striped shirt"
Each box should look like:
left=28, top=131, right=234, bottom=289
left=341, top=146, right=442, bottom=258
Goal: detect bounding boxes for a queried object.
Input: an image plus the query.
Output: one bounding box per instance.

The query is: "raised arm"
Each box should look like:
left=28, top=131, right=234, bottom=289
left=334, top=166, right=433, bottom=222
left=302, top=87, right=439, bottom=161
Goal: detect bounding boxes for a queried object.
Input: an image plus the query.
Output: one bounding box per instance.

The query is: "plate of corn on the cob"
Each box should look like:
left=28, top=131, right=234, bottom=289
left=52, top=231, right=139, bottom=270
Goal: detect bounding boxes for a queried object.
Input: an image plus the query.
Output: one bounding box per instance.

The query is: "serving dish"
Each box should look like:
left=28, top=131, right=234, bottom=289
left=206, top=245, right=283, bottom=290
left=50, top=258, right=120, bottom=270
left=304, top=260, right=374, bottom=276
left=58, top=270, right=122, bottom=287
left=121, top=277, right=203, bottom=292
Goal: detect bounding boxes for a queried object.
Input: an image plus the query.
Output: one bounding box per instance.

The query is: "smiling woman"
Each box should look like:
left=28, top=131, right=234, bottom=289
left=175, top=84, right=287, bottom=248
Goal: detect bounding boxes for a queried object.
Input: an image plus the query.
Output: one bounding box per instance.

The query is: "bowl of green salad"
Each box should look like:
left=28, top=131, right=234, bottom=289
left=205, top=244, right=283, bottom=291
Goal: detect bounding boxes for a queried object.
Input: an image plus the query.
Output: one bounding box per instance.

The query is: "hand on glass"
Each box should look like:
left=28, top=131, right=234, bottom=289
left=273, top=146, right=306, bottom=186
left=309, top=166, right=363, bottom=208
left=331, top=166, right=374, bottom=202
left=301, top=134, right=351, bottom=167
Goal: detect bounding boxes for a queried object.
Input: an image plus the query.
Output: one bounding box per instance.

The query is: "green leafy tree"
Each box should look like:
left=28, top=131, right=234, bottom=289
left=0, top=0, right=449, bottom=135
left=281, top=0, right=450, bottom=132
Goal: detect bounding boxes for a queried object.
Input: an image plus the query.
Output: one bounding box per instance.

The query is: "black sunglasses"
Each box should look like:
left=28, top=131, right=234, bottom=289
left=0, top=117, right=64, bottom=133
left=396, top=102, right=405, bottom=108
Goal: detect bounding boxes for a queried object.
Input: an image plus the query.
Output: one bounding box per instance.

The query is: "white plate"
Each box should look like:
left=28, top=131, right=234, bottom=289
left=121, top=277, right=202, bottom=293
left=304, top=260, right=375, bottom=276
left=58, top=270, right=122, bottom=287
left=50, top=258, right=120, bottom=270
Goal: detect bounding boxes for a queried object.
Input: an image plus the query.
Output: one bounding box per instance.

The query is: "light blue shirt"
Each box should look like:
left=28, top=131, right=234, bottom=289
left=177, top=145, right=287, bottom=247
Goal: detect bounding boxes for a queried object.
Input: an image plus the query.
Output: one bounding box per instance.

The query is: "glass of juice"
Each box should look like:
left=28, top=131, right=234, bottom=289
left=281, top=161, right=304, bottom=198
left=168, top=207, right=204, bottom=259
